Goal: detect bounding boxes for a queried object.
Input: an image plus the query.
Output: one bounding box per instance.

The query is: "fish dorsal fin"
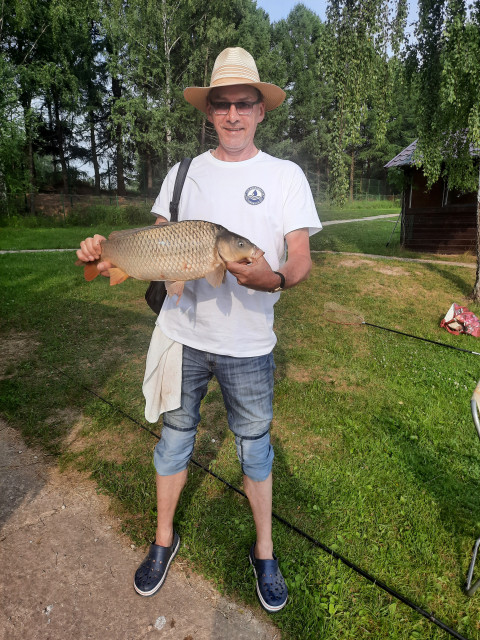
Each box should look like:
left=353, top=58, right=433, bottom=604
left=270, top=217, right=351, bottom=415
left=109, top=267, right=130, bottom=286
left=205, top=263, right=226, bottom=288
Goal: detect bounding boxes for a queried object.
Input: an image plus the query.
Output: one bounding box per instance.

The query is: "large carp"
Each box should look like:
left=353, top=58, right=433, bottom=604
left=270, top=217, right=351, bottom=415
left=76, top=220, right=264, bottom=299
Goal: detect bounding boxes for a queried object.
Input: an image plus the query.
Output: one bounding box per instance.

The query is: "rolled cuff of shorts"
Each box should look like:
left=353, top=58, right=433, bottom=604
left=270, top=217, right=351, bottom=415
left=235, top=431, right=274, bottom=482
left=153, top=422, right=196, bottom=476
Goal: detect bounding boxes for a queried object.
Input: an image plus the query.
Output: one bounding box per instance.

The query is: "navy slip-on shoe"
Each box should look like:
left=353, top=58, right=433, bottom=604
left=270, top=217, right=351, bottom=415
left=134, top=531, right=180, bottom=597
left=249, top=544, right=288, bottom=613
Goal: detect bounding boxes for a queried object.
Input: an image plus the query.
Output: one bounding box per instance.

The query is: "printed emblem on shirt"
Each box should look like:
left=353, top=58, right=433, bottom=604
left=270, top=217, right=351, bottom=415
left=244, top=186, right=265, bottom=205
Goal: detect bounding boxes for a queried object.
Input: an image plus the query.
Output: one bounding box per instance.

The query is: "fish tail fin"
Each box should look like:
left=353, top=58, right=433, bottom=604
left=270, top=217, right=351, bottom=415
left=109, top=267, right=130, bottom=286
left=75, top=259, right=101, bottom=282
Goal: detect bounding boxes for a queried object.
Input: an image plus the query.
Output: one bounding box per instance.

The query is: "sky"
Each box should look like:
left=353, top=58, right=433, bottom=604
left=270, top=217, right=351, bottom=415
left=255, top=0, right=419, bottom=31
left=256, top=0, right=328, bottom=22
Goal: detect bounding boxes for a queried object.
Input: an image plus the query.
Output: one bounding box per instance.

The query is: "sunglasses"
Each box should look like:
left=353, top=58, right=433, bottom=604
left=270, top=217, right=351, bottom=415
left=209, top=99, right=262, bottom=116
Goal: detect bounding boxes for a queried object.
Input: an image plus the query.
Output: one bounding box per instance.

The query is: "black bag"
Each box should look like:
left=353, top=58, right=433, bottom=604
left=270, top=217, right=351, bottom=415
left=145, top=157, right=192, bottom=314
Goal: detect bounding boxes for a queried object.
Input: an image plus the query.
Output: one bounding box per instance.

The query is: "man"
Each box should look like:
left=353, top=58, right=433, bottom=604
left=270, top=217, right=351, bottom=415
left=77, top=47, right=321, bottom=613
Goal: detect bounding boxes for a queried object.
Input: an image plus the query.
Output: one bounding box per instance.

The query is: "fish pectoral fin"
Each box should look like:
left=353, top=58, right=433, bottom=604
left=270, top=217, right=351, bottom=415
left=109, top=267, right=130, bottom=286
left=82, top=261, right=100, bottom=282
left=165, top=280, right=185, bottom=302
left=205, top=264, right=226, bottom=288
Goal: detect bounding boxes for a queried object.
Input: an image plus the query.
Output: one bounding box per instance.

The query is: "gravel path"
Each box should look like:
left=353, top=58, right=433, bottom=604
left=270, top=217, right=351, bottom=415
left=0, top=421, right=280, bottom=640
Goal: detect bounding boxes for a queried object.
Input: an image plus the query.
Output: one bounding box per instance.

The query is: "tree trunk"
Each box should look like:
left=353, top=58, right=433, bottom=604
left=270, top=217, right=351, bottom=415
left=112, top=76, right=126, bottom=196
left=162, top=0, right=174, bottom=167
left=0, top=160, right=7, bottom=214
left=21, top=100, right=36, bottom=215
left=200, top=46, right=209, bottom=152
left=47, top=100, right=59, bottom=185
left=27, top=134, right=36, bottom=215
left=472, top=164, right=480, bottom=301
left=146, top=153, right=153, bottom=195
left=115, top=143, right=126, bottom=196
left=349, top=149, right=355, bottom=202
left=89, top=110, right=101, bottom=195
left=54, top=96, right=69, bottom=195
left=316, top=157, right=320, bottom=199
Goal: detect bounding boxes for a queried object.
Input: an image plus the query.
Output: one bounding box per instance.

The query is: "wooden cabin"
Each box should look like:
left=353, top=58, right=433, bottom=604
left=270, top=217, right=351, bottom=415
left=385, top=140, right=478, bottom=254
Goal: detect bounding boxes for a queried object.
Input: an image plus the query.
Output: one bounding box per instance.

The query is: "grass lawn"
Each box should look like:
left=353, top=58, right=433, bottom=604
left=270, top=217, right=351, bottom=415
left=1, top=218, right=480, bottom=639
left=313, top=218, right=476, bottom=265
left=0, top=225, right=143, bottom=251
left=317, top=199, right=401, bottom=222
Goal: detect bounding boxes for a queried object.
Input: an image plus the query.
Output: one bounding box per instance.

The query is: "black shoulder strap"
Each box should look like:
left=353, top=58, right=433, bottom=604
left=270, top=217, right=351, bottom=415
left=169, top=157, right=192, bottom=221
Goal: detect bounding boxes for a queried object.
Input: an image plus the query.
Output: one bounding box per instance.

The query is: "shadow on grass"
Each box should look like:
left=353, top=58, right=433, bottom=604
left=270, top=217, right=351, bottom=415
left=375, top=403, right=480, bottom=589
left=423, top=262, right=475, bottom=300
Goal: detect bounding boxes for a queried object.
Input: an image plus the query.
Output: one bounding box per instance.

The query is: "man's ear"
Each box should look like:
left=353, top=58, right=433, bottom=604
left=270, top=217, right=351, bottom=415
left=206, top=103, right=214, bottom=124
left=257, top=101, right=265, bottom=123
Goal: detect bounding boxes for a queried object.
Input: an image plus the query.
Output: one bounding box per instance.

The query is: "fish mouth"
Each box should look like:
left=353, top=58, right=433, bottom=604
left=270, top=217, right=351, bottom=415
left=237, top=247, right=264, bottom=264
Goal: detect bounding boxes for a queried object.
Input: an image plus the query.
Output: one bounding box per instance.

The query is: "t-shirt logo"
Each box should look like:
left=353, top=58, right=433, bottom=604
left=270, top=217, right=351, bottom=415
left=244, top=186, right=265, bottom=205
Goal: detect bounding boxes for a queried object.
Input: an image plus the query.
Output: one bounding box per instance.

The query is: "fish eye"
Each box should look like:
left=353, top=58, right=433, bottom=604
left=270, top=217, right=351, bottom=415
left=238, top=241, right=244, bottom=247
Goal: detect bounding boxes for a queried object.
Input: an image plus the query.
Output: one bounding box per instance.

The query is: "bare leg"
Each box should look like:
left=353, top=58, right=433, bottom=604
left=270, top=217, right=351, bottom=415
left=155, top=469, right=188, bottom=546
left=243, top=472, right=274, bottom=559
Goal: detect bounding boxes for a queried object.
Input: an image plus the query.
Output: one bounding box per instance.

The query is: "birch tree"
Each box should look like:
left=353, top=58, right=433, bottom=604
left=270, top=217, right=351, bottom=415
left=323, top=0, right=407, bottom=203
left=409, top=0, right=480, bottom=299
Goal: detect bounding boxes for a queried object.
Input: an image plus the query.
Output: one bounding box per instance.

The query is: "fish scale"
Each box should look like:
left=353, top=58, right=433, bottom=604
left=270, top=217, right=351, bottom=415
left=77, top=220, right=263, bottom=295
left=102, top=221, right=221, bottom=281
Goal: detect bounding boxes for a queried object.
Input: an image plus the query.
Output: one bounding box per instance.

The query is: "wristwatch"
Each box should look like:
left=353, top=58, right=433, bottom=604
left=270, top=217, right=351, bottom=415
left=271, top=271, right=285, bottom=293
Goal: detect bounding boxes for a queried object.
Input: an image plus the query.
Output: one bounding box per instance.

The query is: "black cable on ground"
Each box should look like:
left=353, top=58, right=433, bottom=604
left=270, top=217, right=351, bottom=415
left=51, top=363, right=472, bottom=640
left=364, top=322, right=480, bottom=356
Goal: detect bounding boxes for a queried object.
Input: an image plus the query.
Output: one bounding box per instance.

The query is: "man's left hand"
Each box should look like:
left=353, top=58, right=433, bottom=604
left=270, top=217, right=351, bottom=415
left=225, top=228, right=312, bottom=292
left=225, top=256, right=281, bottom=292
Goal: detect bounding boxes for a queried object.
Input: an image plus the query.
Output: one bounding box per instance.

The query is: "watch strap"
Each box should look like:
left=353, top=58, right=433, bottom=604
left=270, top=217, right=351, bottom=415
left=272, top=271, right=285, bottom=291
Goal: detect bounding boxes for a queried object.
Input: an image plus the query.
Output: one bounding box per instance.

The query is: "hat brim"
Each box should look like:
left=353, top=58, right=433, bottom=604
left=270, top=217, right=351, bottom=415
left=183, top=81, right=286, bottom=114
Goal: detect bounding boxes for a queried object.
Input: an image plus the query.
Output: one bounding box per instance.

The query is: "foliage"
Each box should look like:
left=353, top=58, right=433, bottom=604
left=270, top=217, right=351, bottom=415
left=322, top=0, right=408, bottom=204
left=272, top=5, right=329, bottom=170
left=408, top=0, right=480, bottom=192
left=0, top=203, right=152, bottom=231
left=407, top=0, right=480, bottom=297
left=0, top=57, right=28, bottom=211
left=0, top=0, right=410, bottom=209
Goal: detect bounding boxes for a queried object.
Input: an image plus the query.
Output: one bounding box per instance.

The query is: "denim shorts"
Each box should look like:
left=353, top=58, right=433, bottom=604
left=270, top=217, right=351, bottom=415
left=154, top=345, right=275, bottom=482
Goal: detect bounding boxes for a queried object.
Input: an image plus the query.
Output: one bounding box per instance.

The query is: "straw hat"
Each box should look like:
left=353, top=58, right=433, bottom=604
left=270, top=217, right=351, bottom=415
left=184, top=47, right=286, bottom=114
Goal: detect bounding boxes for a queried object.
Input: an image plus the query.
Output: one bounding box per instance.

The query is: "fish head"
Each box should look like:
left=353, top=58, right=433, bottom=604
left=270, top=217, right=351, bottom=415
left=215, top=228, right=264, bottom=264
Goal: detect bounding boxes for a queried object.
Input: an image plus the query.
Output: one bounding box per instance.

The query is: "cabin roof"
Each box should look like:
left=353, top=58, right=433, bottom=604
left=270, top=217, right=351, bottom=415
left=384, top=140, right=417, bottom=168
left=385, top=138, right=480, bottom=169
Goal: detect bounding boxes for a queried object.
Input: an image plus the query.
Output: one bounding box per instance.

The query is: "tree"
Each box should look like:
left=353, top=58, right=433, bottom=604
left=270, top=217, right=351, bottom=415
left=322, top=0, right=407, bottom=204
left=0, top=56, right=27, bottom=214
left=272, top=4, right=330, bottom=182
left=1, top=0, right=53, bottom=212
left=408, top=0, right=480, bottom=298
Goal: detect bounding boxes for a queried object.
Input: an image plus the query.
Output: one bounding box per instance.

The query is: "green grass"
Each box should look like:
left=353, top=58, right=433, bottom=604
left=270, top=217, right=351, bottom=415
left=317, top=199, right=400, bottom=222
left=1, top=221, right=480, bottom=639
left=313, top=218, right=476, bottom=264
left=0, top=225, right=144, bottom=251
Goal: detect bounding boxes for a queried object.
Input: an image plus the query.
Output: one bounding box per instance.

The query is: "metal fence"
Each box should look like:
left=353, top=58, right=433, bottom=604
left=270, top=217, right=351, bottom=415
left=304, top=173, right=399, bottom=204
left=4, top=178, right=399, bottom=218
left=3, top=193, right=154, bottom=218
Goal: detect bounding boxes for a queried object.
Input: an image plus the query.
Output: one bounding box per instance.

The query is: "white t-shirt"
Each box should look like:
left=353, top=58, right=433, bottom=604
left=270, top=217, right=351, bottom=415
left=151, top=150, right=322, bottom=357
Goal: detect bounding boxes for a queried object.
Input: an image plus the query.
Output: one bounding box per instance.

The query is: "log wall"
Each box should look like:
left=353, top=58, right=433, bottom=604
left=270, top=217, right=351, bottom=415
left=402, top=169, right=477, bottom=254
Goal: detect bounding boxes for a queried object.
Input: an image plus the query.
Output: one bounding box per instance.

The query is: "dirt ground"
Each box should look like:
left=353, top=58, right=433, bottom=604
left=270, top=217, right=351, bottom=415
left=0, top=420, right=280, bottom=640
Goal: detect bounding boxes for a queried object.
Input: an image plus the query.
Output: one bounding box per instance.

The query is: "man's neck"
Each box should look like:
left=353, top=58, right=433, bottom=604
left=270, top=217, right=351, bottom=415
left=211, top=145, right=259, bottom=163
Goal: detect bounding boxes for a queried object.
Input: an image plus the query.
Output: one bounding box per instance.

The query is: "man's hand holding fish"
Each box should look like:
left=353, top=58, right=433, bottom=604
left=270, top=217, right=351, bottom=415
left=77, top=235, right=110, bottom=276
